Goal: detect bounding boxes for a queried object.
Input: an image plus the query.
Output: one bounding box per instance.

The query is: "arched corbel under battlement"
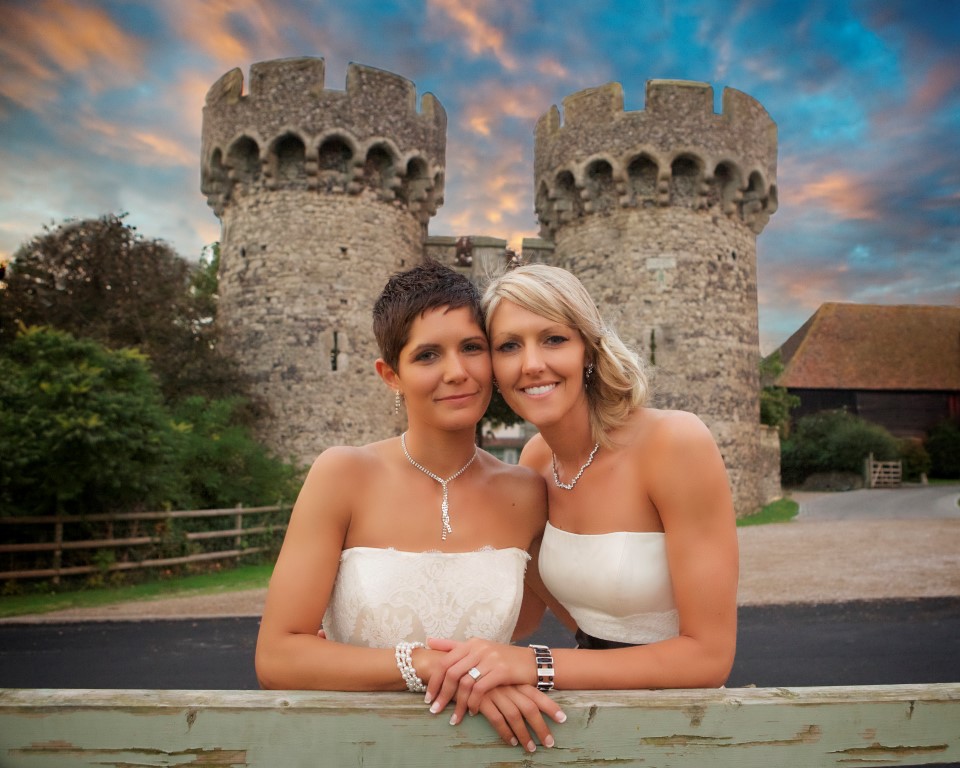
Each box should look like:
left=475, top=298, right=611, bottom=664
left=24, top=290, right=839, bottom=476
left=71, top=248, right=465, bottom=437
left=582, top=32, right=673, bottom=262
left=710, top=160, right=744, bottom=215
left=582, top=156, right=619, bottom=214
left=551, top=168, right=585, bottom=226
left=359, top=141, right=401, bottom=200
left=225, top=135, right=263, bottom=179
left=316, top=133, right=357, bottom=191
left=398, top=154, right=443, bottom=221
left=625, top=151, right=663, bottom=207
left=669, top=152, right=706, bottom=208
left=267, top=131, right=309, bottom=187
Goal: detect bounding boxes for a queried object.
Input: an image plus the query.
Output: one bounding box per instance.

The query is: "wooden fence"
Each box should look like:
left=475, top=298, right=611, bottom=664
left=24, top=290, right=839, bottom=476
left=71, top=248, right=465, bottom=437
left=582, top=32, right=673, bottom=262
left=0, top=505, right=288, bottom=583
left=1, top=684, right=958, bottom=767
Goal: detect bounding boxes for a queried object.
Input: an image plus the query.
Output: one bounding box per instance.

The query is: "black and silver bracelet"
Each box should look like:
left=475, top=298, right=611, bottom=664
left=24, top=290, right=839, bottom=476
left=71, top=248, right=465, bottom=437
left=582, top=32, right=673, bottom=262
left=529, top=643, right=555, bottom=691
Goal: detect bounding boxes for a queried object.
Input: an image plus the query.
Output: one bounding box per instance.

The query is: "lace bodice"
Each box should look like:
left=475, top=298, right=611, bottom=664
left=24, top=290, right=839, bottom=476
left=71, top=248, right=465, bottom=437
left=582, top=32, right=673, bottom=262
left=322, top=546, right=530, bottom=648
left=539, top=521, right=679, bottom=644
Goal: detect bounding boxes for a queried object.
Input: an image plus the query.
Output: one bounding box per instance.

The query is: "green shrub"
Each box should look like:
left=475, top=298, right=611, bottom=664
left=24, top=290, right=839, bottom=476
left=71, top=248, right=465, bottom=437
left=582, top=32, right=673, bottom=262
left=781, top=409, right=899, bottom=486
left=925, top=420, right=960, bottom=479
left=898, top=438, right=931, bottom=482
left=167, top=396, right=303, bottom=511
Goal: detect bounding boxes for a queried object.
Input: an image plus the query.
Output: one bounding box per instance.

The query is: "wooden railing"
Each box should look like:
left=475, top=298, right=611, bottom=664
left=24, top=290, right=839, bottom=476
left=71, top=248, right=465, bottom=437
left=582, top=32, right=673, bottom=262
left=0, top=505, right=288, bottom=583
left=1, top=685, right=958, bottom=766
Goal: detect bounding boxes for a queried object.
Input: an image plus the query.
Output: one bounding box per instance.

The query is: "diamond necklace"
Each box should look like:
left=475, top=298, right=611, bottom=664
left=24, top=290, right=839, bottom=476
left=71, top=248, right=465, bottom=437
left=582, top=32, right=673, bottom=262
left=401, top=432, right=478, bottom=540
left=551, top=443, right=600, bottom=490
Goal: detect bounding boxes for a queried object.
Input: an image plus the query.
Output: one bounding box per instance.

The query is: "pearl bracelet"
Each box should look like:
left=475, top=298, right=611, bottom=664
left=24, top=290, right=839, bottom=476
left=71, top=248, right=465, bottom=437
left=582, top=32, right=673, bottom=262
left=394, top=641, right=426, bottom=692
left=529, top=643, right=555, bottom=691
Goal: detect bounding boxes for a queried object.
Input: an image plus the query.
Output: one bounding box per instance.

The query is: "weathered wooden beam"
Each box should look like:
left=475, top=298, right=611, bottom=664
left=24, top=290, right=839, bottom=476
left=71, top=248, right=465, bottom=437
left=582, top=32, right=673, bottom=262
left=1, top=684, right=958, bottom=767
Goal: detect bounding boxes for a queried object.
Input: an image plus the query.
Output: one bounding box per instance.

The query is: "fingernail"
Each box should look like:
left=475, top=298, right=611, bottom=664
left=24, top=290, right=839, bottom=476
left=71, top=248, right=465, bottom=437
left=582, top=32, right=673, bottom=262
left=449, top=713, right=458, bottom=726
left=429, top=702, right=440, bottom=714
left=526, top=741, right=536, bottom=753
left=544, top=735, right=555, bottom=748
left=556, top=710, right=567, bottom=723
left=423, top=693, right=432, bottom=705
left=510, top=737, right=518, bottom=747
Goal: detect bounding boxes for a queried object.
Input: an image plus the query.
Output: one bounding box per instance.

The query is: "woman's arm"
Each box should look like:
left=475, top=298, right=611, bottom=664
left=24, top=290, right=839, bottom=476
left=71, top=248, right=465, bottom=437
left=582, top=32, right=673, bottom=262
left=547, top=411, right=739, bottom=691
left=255, top=447, right=440, bottom=691
left=255, top=447, right=564, bottom=750
left=427, top=411, right=738, bottom=715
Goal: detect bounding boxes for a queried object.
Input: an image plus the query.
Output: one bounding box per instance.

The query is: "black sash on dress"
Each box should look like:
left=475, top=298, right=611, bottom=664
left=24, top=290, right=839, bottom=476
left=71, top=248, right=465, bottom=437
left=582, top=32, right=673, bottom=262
left=575, top=629, right=640, bottom=650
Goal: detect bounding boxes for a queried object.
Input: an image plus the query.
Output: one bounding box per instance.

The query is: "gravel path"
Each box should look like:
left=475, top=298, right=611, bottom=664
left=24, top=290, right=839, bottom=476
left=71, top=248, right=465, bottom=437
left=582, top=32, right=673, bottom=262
left=7, top=486, right=959, bottom=623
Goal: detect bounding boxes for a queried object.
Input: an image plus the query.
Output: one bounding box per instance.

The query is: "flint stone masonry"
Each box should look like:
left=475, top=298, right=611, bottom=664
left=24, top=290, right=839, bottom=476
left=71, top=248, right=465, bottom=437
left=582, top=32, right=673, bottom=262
left=533, top=79, right=778, bottom=515
left=202, top=58, right=445, bottom=461
left=202, top=59, right=780, bottom=513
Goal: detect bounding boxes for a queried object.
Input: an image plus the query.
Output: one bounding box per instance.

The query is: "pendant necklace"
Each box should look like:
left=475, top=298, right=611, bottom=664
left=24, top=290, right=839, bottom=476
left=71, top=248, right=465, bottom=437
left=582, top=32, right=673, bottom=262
left=552, top=442, right=600, bottom=490
left=401, top=432, right=477, bottom=540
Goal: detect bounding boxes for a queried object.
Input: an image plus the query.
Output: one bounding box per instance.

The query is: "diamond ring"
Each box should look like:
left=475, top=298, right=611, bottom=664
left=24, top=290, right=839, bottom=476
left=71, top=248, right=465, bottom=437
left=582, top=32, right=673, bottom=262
left=467, top=667, right=482, bottom=681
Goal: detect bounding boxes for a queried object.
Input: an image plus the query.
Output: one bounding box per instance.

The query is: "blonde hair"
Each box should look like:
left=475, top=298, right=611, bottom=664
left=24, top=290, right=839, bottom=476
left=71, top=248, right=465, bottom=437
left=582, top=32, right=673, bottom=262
left=482, top=264, right=649, bottom=448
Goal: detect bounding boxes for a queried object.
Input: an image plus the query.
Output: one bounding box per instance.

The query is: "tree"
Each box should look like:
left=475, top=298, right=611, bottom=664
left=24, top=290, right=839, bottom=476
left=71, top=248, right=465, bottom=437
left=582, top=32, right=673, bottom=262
left=0, top=215, right=251, bottom=408
left=167, top=395, right=302, bottom=510
left=759, top=351, right=799, bottom=438
left=0, top=326, right=177, bottom=517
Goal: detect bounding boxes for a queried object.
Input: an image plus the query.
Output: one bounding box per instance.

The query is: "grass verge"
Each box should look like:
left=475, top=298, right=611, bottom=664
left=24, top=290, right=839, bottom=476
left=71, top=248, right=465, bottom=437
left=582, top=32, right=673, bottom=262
left=0, top=563, right=273, bottom=619
left=737, top=497, right=799, bottom=527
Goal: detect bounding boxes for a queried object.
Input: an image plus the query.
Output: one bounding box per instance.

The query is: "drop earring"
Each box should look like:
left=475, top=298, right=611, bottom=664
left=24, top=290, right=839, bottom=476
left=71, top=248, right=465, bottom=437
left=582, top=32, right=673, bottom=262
left=394, top=390, right=403, bottom=414
left=493, top=377, right=501, bottom=393
left=585, top=363, right=594, bottom=381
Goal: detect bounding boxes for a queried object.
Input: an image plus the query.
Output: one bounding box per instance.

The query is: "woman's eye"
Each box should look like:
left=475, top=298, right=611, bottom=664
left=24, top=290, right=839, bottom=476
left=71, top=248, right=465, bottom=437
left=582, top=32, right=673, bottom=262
left=494, top=341, right=519, bottom=353
left=545, top=335, right=567, bottom=345
left=414, top=350, right=438, bottom=362
left=463, top=341, right=487, bottom=353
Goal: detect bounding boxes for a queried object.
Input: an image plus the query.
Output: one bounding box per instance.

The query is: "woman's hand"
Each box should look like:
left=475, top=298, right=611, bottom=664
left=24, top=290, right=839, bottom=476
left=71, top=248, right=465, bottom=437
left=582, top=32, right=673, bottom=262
left=426, top=637, right=540, bottom=723
left=474, top=684, right=566, bottom=752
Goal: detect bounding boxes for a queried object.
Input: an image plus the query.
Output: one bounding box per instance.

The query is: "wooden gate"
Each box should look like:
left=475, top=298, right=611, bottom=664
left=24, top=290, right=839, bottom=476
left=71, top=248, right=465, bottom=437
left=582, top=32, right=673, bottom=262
left=866, top=452, right=902, bottom=488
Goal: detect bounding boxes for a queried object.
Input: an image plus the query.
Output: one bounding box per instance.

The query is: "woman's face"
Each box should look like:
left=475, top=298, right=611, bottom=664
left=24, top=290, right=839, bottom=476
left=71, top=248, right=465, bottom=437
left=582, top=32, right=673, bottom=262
left=394, top=305, right=492, bottom=432
left=488, top=299, right=589, bottom=430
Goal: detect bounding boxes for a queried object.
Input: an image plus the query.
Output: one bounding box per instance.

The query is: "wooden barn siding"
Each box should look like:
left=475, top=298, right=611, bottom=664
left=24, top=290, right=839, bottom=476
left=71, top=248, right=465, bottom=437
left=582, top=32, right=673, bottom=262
left=789, top=389, right=956, bottom=438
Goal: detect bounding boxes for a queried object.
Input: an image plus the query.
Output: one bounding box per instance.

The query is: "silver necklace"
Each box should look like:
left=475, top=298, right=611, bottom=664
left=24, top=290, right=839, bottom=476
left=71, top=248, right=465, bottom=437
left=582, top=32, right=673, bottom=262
left=401, top=432, right=477, bottom=540
left=552, top=443, right=600, bottom=490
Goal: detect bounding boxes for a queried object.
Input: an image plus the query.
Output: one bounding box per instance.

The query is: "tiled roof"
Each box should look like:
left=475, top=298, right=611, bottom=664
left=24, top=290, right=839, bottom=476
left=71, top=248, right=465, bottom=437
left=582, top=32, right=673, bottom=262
left=774, top=303, right=960, bottom=391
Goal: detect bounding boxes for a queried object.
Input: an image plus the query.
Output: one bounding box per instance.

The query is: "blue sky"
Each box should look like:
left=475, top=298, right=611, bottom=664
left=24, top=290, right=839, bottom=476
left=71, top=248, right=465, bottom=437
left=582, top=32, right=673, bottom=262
left=1, top=0, right=957, bottom=352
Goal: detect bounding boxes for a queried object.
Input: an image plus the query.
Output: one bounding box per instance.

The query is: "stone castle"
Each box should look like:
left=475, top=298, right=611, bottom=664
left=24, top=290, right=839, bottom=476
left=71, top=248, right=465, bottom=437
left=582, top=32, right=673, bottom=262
left=201, top=56, right=781, bottom=515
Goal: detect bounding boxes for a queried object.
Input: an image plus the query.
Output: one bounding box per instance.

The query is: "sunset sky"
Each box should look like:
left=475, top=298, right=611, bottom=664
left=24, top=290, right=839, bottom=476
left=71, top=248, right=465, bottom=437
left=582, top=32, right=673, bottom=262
left=1, top=0, right=957, bottom=352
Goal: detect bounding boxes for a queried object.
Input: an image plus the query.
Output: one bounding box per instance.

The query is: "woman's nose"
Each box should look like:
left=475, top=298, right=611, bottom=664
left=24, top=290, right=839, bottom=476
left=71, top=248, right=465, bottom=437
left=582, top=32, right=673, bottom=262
left=443, top=353, right=469, bottom=381
left=521, top=347, right=545, bottom=373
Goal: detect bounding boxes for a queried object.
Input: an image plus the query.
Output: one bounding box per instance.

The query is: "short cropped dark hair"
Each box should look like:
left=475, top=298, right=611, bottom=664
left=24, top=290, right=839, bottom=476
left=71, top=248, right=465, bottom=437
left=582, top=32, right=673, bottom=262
left=373, top=259, right=484, bottom=370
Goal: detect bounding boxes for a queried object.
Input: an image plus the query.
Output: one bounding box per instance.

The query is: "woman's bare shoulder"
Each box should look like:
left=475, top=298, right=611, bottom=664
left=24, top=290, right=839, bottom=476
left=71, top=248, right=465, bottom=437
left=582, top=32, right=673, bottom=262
left=634, top=407, right=714, bottom=449
left=301, top=441, right=390, bottom=496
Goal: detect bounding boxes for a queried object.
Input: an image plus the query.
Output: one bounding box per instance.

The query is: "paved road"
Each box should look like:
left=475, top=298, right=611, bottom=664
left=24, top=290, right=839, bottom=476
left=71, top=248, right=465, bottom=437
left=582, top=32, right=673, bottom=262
left=1, top=597, right=958, bottom=690
left=794, top=484, right=960, bottom=520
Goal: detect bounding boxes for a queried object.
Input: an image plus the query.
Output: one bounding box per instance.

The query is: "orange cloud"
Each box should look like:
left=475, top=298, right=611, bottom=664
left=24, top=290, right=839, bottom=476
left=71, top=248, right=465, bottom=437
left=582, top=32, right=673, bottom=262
left=910, top=56, right=960, bottom=114
left=76, top=113, right=194, bottom=167
left=159, top=0, right=293, bottom=71
left=428, top=0, right=518, bottom=71
left=0, top=0, right=143, bottom=109
left=789, top=172, right=880, bottom=220
left=459, top=81, right=548, bottom=136
left=536, top=57, right=569, bottom=80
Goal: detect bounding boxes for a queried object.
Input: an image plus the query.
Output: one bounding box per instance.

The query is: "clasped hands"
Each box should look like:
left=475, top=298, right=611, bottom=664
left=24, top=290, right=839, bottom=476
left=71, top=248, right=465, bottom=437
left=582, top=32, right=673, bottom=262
left=425, top=637, right=564, bottom=752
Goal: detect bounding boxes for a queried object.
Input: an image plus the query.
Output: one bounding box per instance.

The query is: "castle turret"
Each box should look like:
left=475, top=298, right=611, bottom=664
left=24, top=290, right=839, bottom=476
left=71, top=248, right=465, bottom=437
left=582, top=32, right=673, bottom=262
left=201, top=57, right=446, bottom=463
left=534, top=80, right=779, bottom=515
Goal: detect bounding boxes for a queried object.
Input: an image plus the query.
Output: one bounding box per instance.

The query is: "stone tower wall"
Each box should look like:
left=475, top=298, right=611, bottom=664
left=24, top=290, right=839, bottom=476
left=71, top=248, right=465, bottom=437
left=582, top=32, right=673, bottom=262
left=201, top=58, right=446, bottom=464
left=534, top=80, right=779, bottom=515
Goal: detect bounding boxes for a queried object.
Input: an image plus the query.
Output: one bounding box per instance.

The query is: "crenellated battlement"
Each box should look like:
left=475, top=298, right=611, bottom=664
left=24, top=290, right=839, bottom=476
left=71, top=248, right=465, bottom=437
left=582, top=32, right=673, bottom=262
left=201, top=58, right=446, bottom=221
left=534, top=80, right=777, bottom=236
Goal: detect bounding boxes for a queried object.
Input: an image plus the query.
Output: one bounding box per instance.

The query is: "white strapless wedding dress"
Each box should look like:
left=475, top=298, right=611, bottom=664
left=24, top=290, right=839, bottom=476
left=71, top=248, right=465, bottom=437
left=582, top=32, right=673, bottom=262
left=539, top=521, right=679, bottom=644
left=322, top=546, right=530, bottom=647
